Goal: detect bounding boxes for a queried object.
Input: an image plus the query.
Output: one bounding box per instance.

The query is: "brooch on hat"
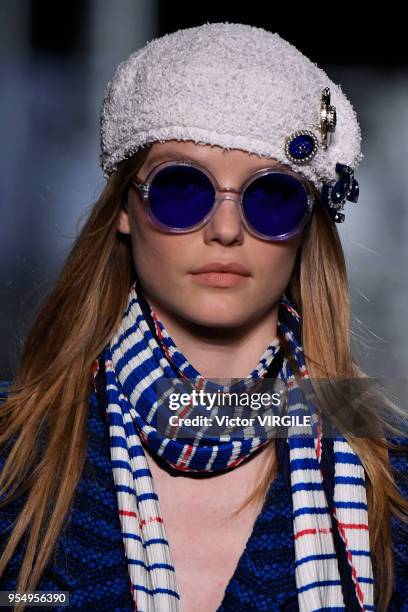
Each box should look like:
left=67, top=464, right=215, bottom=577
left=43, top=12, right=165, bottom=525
left=284, top=87, right=359, bottom=223
left=319, top=87, right=337, bottom=149
left=321, top=163, right=359, bottom=223
left=285, top=87, right=336, bottom=164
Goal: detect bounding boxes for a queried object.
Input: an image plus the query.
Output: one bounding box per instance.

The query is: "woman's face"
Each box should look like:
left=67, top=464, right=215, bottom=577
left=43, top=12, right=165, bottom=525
left=117, top=140, right=303, bottom=330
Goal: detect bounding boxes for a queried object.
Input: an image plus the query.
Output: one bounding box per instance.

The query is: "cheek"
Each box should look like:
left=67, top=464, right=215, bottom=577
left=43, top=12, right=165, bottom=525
left=129, top=213, right=193, bottom=288
left=260, top=243, right=299, bottom=284
left=133, top=233, right=179, bottom=280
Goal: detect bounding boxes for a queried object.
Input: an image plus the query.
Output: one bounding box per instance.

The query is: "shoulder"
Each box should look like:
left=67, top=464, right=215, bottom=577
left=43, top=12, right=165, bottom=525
left=0, top=380, right=103, bottom=516
left=385, top=437, right=408, bottom=610
left=0, top=381, right=25, bottom=577
left=387, top=436, right=408, bottom=495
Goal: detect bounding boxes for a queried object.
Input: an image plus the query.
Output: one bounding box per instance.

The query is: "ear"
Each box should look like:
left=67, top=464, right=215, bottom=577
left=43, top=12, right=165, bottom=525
left=117, top=208, right=131, bottom=234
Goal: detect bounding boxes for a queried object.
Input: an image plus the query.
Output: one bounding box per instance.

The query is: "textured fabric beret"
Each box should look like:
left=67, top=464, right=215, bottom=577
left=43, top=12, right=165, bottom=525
left=100, top=21, right=363, bottom=196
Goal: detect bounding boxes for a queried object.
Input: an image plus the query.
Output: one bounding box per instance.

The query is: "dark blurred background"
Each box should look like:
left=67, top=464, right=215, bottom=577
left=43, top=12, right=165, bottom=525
left=1, top=2, right=407, bottom=381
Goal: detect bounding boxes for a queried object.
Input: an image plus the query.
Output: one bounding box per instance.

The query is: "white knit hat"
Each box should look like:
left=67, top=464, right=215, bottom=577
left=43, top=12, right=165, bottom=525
left=100, top=22, right=363, bottom=219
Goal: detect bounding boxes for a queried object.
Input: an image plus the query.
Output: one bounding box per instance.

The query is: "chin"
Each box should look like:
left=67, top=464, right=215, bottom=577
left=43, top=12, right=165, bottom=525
left=182, top=304, right=249, bottom=329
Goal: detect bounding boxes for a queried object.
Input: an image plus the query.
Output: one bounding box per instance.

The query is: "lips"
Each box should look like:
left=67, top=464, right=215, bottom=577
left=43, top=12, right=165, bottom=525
left=190, top=261, right=250, bottom=276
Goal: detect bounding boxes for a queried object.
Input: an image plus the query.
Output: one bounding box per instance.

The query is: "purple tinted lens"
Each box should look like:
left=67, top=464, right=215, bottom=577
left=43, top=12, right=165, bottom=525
left=149, top=165, right=215, bottom=229
left=242, top=173, right=310, bottom=237
left=148, top=165, right=310, bottom=237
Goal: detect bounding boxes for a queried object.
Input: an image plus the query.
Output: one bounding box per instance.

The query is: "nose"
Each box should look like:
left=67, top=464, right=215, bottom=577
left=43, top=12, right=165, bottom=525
left=202, top=193, right=244, bottom=245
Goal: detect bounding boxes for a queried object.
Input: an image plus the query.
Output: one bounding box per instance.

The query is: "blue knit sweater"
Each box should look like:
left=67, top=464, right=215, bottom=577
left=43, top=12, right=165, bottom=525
left=0, top=381, right=407, bottom=611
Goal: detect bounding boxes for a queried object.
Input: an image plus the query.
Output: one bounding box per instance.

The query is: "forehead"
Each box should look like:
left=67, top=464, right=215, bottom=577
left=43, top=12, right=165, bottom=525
left=142, top=140, right=294, bottom=174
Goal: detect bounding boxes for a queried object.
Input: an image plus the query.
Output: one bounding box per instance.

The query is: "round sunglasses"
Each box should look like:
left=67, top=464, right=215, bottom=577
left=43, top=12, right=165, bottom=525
left=130, top=159, right=315, bottom=241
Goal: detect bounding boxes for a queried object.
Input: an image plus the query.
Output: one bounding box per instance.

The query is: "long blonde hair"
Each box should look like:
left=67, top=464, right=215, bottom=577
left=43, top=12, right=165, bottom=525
left=1, top=145, right=407, bottom=611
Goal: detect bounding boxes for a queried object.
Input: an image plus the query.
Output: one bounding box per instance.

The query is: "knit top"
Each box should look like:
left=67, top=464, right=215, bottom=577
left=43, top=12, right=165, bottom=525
left=0, top=381, right=407, bottom=611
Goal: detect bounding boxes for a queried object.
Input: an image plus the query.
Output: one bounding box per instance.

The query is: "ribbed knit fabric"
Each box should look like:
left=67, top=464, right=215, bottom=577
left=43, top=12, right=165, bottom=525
left=0, top=380, right=407, bottom=611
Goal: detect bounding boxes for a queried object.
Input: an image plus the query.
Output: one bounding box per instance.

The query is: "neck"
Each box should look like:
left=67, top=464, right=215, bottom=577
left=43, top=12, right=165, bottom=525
left=142, top=292, right=279, bottom=379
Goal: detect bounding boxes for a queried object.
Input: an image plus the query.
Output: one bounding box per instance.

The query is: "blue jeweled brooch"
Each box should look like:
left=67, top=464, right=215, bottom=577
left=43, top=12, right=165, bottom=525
left=321, top=162, right=359, bottom=223
left=285, top=130, right=319, bottom=164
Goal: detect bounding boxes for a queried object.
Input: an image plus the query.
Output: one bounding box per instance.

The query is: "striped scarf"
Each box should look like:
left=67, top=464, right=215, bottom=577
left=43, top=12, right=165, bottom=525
left=98, top=279, right=374, bottom=611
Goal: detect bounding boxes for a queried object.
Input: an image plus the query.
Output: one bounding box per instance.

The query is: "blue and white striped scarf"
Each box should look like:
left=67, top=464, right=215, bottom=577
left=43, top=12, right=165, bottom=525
left=100, top=279, right=374, bottom=611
